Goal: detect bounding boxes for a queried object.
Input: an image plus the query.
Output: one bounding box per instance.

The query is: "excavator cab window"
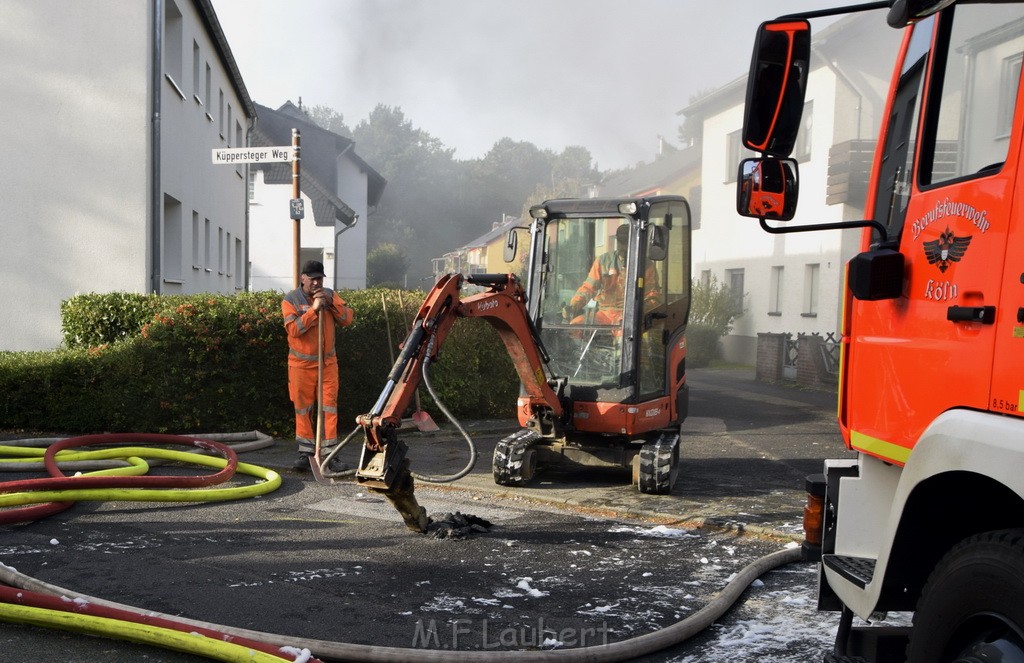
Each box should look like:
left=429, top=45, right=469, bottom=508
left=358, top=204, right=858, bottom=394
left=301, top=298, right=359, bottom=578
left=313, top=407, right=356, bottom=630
left=538, top=216, right=632, bottom=389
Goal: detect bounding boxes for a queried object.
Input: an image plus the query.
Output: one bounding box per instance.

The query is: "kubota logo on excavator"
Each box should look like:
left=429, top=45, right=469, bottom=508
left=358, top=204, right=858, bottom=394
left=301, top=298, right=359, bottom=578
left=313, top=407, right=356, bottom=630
left=476, top=300, right=499, bottom=313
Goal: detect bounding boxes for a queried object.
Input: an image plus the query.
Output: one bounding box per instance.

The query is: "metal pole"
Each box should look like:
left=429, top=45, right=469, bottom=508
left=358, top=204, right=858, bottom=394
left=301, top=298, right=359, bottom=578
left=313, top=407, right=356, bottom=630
left=292, top=128, right=301, bottom=288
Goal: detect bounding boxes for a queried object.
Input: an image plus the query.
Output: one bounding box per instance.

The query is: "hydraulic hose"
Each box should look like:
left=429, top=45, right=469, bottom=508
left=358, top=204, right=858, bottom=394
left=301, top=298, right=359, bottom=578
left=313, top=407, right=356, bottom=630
left=0, top=545, right=803, bottom=663
left=410, top=334, right=477, bottom=484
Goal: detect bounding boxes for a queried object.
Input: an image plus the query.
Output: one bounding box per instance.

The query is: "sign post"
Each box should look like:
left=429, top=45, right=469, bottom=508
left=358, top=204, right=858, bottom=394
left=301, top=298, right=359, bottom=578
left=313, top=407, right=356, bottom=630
left=291, top=129, right=302, bottom=288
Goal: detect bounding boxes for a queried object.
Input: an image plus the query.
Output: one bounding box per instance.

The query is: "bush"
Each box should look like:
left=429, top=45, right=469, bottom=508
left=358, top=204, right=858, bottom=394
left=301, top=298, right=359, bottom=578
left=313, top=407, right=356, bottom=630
left=685, top=276, right=743, bottom=366
left=1, top=288, right=519, bottom=435
left=684, top=324, right=722, bottom=368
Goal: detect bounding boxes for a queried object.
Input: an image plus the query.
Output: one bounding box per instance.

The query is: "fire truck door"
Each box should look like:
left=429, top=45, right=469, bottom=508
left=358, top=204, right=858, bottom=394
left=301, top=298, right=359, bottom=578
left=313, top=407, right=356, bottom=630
left=848, top=8, right=1023, bottom=459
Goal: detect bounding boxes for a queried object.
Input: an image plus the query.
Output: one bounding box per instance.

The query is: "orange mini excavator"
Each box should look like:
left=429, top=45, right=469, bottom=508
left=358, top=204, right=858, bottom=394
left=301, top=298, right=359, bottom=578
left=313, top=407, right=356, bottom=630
left=351, top=196, right=692, bottom=531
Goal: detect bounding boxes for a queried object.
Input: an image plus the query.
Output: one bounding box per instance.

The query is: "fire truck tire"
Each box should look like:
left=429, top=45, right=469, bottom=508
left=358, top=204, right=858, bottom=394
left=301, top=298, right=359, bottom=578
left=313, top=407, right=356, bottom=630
left=905, top=528, right=1024, bottom=663
left=492, top=429, right=539, bottom=487
left=637, top=432, right=679, bottom=495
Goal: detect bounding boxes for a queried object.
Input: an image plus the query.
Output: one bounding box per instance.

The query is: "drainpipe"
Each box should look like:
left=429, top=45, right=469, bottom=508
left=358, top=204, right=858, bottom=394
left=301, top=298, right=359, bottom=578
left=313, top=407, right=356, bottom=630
left=150, top=0, right=164, bottom=294
left=245, top=116, right=256, bottom=291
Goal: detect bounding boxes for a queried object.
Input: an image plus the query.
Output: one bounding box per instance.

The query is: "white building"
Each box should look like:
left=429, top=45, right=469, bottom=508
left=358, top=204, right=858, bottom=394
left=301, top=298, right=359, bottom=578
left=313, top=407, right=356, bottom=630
left=248, top=102, right=385, bottom=293
left=682, top=12, right=902, bottom=364
left=0, top=0, right=254, bottom=351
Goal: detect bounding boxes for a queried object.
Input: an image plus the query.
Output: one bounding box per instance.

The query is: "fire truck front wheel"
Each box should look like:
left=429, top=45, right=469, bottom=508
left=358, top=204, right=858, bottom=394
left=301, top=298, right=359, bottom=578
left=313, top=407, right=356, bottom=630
left=905, top=528, right=1024, bottom=663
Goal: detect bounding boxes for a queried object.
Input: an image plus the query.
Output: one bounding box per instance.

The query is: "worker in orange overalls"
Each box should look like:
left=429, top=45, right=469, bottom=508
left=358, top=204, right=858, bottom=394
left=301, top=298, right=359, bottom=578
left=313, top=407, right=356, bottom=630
left=563, top=224, right=661, bottom=327
left=281, top=260, right=354, bottom=472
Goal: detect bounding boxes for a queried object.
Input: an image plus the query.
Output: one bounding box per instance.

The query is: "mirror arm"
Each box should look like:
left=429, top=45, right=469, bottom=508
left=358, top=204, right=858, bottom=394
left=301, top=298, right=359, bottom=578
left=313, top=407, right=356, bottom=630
left=778, top=1, right=888, bottom=21
left=758, top=217, right=890, bottom=244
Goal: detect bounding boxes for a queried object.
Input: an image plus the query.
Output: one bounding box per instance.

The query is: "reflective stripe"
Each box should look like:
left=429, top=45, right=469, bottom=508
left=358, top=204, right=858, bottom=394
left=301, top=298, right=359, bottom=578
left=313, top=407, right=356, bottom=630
left=323, top=406, right=337, bottom=414
left=850, top=430, right=911, bottom=465
left=289, top=348, right=336, bottom=362
left=295, top=405, right=312, bottom=415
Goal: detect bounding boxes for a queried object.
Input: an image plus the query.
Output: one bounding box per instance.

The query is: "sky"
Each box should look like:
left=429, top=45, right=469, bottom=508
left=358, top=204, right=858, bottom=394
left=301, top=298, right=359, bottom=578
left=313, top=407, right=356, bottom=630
left=211, top=0, right=853, bottom=171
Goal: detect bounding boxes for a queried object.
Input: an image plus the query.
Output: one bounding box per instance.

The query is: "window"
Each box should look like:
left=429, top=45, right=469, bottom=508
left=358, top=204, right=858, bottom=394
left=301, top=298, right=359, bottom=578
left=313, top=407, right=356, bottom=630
left=725, top=130, right=755, bottom=182
left=726, top=268, right=745, bottom=315
left=803, top=263, right=820, bottom=316
left=248, top=171, right=257, bottom=201
left=872, top=15, right=931, bottom=240
left=162, top=195, right=183, bottom=281
left=217, top=227, right=224, bottom=274
left=700, top=269, right=711, bottom=288
left=921, top=6, right=1024, bottom=186
left=794, top=101, right=813, bottom=162
left=164, top=1, right=183, bottom=85
left=688, top=185, right=702, bottom=231
left=225, top=231, right=232, bottom=276
left=226, top=104, right=232, bottom=146
left=204, top=218, right=211, bottom=270
left=769, top=266, right=784, bottom=315
left=235, top=238, right=244, bottom=288
left=218, top=89, right=224, bottom=137
left=204, top=64, right=212, bottom=116
left=191, top=211, right=200, bottom=268
left=192, top=40, right=201, bottom=101
left=999, top=53, right=1023, bottom=137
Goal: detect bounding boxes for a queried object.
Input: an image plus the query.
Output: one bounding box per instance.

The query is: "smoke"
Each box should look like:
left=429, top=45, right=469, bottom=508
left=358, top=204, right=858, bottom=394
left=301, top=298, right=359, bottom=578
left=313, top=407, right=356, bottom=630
left=215, top=0, right=859, bottom=170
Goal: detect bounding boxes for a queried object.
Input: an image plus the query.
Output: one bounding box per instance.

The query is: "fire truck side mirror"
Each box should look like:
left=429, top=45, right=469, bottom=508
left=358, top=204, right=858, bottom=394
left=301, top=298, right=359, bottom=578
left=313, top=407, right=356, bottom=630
left=848, top=248, right=905, bottom=301
left=742, top=19, right=811, bottom=158
left=503, top=228, right=518, bottom=263
left=736, top=157, right=799, bottom=221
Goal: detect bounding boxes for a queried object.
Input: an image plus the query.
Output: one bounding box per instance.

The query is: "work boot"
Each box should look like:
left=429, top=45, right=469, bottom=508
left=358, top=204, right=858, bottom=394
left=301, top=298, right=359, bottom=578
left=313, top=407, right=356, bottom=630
left=326, top=456, right=350, bottom=473
left=292, top=453, right=312, bottom=472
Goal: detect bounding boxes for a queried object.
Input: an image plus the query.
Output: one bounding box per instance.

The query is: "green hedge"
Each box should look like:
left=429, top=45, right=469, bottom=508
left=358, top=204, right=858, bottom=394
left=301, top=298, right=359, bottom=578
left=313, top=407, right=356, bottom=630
left=0, top=289, right=519, bottom=436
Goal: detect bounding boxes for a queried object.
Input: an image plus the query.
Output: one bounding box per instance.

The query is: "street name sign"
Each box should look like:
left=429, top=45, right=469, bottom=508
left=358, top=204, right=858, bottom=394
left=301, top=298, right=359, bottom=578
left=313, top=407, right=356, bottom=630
left=211, top=146, right=294, bottom=164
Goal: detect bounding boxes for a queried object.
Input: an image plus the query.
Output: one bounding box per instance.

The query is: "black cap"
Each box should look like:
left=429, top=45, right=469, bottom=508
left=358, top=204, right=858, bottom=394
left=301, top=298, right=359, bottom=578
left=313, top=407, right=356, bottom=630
left=301, top=260, right=326, bottom=278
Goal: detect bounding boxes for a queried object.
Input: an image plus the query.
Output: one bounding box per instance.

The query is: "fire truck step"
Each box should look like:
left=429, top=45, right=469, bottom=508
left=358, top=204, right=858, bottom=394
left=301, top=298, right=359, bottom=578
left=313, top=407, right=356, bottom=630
left=823, top=554, right=876, bottom=589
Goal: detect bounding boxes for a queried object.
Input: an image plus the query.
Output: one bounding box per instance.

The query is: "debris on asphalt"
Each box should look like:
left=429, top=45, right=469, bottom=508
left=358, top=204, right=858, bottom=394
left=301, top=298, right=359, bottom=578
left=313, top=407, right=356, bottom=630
left=425, top=511, right=493, bottom=539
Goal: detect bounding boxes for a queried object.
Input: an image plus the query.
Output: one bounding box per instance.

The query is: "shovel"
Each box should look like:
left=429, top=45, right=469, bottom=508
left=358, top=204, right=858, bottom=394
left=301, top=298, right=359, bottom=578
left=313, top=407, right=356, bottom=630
left=309, top=307, right=334, bottom=483
left=397, top=290, right=440, bottom=432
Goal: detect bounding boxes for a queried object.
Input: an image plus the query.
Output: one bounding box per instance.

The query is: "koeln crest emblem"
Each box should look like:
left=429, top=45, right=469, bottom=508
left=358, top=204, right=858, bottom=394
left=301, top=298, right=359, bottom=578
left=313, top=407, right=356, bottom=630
left=923, top=227, right=972, bottom=273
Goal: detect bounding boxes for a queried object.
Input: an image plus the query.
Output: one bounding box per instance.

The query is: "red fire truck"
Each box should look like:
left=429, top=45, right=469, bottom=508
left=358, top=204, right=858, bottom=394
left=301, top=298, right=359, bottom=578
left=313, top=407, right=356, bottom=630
left=738, top=2, right=1024, bottom=661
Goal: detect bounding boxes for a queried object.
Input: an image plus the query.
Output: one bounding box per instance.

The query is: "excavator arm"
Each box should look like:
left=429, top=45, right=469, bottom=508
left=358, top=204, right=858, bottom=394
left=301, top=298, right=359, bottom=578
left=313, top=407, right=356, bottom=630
left=353, top=272, right=564, bottom=531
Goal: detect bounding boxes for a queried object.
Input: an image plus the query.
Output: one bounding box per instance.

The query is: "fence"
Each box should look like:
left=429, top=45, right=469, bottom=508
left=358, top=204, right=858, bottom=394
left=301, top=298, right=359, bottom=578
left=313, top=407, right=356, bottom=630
left=758, top=332, right=839, bottom=389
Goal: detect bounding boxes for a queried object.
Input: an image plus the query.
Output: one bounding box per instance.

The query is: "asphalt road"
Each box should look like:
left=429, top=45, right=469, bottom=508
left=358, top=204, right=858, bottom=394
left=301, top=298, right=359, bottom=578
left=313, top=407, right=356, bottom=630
left=0, top=367, right=851, bottom=662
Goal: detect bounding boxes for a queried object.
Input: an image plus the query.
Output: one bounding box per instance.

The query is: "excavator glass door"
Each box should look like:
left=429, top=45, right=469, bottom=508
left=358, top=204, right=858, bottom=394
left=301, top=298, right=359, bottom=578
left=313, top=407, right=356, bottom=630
left=538, top=216, right=632, bottom=390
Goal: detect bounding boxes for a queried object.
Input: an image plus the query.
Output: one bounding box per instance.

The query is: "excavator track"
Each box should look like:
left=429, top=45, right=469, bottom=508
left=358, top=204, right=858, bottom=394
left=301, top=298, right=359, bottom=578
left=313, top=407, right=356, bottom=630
left=637, top=431, right=680, bottom=495
left=492, top=429, right=540, bottom=486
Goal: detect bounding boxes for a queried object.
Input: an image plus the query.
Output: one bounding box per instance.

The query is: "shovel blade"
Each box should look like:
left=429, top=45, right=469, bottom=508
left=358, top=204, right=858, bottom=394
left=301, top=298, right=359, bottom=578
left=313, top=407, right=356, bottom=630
left=411, top=410, right=439, bottom=432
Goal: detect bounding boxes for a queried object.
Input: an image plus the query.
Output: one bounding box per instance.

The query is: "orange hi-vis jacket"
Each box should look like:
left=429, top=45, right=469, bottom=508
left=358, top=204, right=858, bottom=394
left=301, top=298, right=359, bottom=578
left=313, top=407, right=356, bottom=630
left=281, top=287, right=353, bottom=453
left=282, top=287, right=352, bottom=367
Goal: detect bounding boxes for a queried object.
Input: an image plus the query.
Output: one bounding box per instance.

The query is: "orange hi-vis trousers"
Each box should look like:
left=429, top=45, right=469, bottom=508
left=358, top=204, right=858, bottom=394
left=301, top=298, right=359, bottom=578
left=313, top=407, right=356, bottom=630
left=288, top=358, right=339, bottom=455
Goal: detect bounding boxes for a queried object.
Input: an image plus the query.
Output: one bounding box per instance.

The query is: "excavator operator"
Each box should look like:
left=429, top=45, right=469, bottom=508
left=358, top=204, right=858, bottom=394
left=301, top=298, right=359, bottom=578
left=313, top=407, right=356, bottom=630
left=563, top=224, right=660, bottom=327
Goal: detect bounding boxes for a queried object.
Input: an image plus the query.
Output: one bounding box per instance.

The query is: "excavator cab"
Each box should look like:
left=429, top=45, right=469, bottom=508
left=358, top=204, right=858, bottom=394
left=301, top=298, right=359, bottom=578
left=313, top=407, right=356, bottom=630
left=497, top=195, right=692, bottom=493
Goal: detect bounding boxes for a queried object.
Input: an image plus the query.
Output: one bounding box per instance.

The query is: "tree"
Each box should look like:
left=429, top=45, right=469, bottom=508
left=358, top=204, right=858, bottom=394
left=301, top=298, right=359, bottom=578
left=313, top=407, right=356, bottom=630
left=303, top=104, right=352, bottom=138
left=353, top=105, right=460, bottom=282
left=366, top=243, right=410, bottom=288
left=687, top=275, right=744, bottom=367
